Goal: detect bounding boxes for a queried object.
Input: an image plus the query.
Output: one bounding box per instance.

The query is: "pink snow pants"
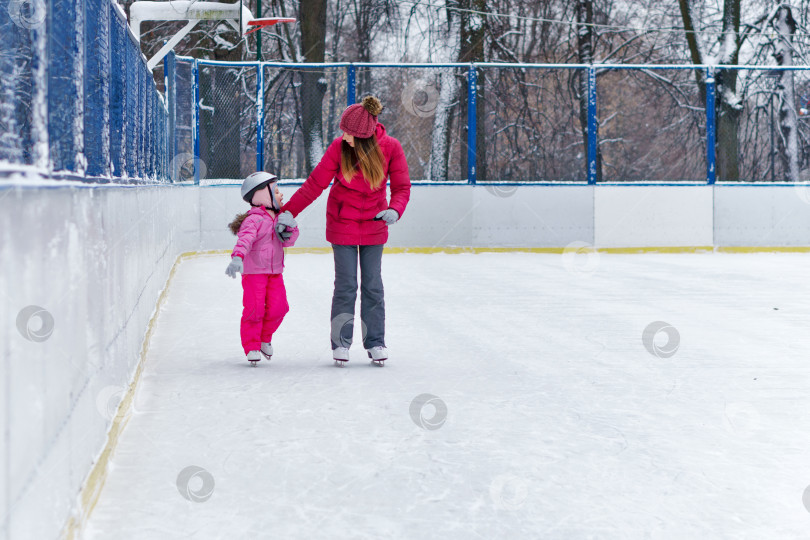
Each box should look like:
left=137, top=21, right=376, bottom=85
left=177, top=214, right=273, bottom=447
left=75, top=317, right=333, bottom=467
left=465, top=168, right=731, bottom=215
left=240, top=273, right=289, bottom=355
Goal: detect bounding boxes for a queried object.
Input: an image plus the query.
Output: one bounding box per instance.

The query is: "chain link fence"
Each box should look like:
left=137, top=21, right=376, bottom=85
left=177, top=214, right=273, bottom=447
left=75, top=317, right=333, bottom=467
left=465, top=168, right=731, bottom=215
left=596, top=67, right=706, bottom=182
left=262, top=65, right=348, bottom=179
left=4, top=20, right=810, bottom=187
left=198, top=63, right=257, bottom=181
left=0, top=0, right=169, bottom=181
left=735, top=68, right=810, bottom=182
left=355, top=66, right=467, bottom=181
left=482, top=67, right=584, bottom=182
left=175, top=60, right=810, bottom=184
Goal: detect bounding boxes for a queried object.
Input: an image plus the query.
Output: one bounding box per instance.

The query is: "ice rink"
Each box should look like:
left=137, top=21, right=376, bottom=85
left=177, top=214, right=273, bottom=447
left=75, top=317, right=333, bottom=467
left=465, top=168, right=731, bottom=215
left=84, top=251, right=810, bottom=539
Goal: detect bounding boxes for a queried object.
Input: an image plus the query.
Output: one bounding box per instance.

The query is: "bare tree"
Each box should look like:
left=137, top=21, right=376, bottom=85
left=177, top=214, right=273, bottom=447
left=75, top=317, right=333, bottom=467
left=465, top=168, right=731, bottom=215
left=426, top=4, right=460, bottom=180
left=773, top=5, right=800, bottom=181
left=678, top=0, right=744, bottom=180
left=347, top=0, right=398, bottom=95
left=300, top=0, right=328, bottom=171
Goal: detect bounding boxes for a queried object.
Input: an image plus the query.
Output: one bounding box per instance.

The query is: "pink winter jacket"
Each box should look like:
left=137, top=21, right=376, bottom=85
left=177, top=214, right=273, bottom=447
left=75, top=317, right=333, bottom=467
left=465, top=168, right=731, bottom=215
left=281, top=122, right=411, bottom=245
left=231, top=206, right=299, bottom=274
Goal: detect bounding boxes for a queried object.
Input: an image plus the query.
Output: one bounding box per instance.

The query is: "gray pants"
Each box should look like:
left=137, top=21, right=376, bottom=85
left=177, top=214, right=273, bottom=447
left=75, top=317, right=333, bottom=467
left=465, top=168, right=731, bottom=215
left=330, top=244, right=385, bottom=350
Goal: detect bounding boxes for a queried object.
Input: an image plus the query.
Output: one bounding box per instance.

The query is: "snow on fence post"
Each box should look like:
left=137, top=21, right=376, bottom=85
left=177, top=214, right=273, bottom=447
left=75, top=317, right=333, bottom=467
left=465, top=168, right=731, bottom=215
left=152, top=85, right=159, bottom=178
left=256, top=63, right=264, bottom=172
left=166, top=50, right=177, bottom=181
left=587, top=65, right=597, bottom=185
left=84, top=0, right=110, bottom=178
left=705, top=68, right=716, bottom=185
left=0, top=13, right=22, bottom=164
left=145, top=71, right=152, bottom=179
left=192, top=58, right=200, bottom=184
left=467, top=64, right=477, bottom=184
left=49, top=0, right=84, bottom=173
left=109, top=3, right=126, bottom=177
left=138, top=60, right=147, bottom=179
left=125, top=25, right=137, bottom=179
left=154, top=84, right=160, bottom=178
left=347, top=64, right=356, bottom=106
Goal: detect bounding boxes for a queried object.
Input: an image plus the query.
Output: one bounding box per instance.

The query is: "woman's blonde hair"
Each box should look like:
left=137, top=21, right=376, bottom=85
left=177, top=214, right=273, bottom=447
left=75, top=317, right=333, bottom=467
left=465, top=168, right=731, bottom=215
left=340, top=96, right=386, bottom=190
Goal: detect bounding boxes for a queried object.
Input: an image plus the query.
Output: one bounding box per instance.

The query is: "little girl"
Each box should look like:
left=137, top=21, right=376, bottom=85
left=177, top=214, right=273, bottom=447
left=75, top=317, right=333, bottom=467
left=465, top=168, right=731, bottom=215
left=226, top=172, right=299, bottom=365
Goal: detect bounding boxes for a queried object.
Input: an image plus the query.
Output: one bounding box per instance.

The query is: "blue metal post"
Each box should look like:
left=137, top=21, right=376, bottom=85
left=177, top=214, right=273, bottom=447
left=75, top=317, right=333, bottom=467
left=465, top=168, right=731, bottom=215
left=1, top=9, right=24, bottom=163
left=109, top=2, right=125, bottom=177
left=192, top=59, right=200, bottom=184
left=166, top=50, right=176, bottom=181
left=138, top=63, right=146, bottom=179
left=125, top=32, right=137, bottom=178
left=587, top=66, right=598, bottom=185
left=347, top=64, right=356, bottom=106
left=84, top=0, right=110, bottom=178
left=705, top=68, right=717, bottom=185
left=49, top=0, right=82, bottom=172
left=151, top=89, right=158, bottom=178
left=256, top=64, right=265, bottom=171
left=145, top=74, right=152, bottom=179
left=467, top=64, right=477, bottom=184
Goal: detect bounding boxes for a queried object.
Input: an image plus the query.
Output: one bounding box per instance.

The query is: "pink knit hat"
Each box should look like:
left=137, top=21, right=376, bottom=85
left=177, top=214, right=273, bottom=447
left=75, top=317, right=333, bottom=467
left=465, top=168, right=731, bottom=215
left=339, top=95, right=383, bottom=138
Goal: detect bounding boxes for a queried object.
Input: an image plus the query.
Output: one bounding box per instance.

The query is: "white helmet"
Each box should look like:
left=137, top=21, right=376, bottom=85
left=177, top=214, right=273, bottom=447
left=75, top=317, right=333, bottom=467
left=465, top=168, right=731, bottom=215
left=241, top=171, right=280, bottom=210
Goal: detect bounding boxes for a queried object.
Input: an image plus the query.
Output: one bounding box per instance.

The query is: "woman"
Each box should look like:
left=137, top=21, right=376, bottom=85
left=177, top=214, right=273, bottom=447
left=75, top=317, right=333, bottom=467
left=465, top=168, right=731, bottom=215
left=278, top=95, right=411, bottom=365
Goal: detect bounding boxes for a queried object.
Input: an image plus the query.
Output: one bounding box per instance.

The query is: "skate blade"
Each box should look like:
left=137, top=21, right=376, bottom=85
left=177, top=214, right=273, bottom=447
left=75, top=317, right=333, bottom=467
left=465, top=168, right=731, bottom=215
left=249, top=360, right=260, bottom=367
left=367, top=351, right=386, bottom=366
left=334, top=359, right=348, bottom=367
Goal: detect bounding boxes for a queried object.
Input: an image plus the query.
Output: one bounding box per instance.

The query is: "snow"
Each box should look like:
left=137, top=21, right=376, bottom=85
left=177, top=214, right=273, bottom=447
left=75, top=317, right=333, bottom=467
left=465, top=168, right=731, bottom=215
left=717, top=28, right=737, bottom=65
left=212, top=33, right=237, bottom=50
left=32, top=23, right=48, bottom=168
left=82, top=251, right=810, bottom=538
left=773, top=6, right=800, bottom=182
left=308, top=129, right=325, bottom=164
left=427, top=70, right=459, bottom=180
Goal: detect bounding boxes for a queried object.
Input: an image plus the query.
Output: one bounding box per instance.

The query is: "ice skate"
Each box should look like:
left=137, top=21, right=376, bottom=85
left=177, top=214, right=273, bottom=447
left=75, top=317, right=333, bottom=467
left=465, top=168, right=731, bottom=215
left=333, top=346, right=350, bottom=366
left=261, top=342, right=273, bottom=361
left=367, top=346, right=388, bottom=366
left=246, top=350, right=262, bottom=366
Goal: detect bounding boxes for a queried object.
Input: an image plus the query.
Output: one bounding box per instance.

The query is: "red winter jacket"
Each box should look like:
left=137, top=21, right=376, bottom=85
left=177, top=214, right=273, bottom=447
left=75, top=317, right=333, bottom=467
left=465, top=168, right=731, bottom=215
left=281, top=123, right=411, bottom=246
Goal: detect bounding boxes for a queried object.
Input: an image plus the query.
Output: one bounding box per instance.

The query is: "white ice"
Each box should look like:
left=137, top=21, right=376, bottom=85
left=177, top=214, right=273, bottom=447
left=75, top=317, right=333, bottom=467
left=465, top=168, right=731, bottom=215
left=83, top=252, right=810, bottom=539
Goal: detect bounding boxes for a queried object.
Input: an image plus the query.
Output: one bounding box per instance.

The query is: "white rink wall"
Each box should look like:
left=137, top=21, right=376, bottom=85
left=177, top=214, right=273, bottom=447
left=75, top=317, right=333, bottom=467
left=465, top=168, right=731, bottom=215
left=715, top=185, right=810, bottom=246
left=0, top=185, right=199, bottom=540
left=201, top=184, right=596, bottom=249
left=3, top=181, right=810, bottom=539
left=201, top=183, right=810, bottom=250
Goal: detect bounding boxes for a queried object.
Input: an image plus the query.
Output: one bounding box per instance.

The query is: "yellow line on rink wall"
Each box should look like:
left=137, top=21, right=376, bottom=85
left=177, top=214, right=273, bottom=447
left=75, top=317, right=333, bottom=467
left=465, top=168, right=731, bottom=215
left=715, top=246, right=810, bottom=253
left=62, top=251, right=206, bottom=540
left=195, top=246, right=810, bottom=255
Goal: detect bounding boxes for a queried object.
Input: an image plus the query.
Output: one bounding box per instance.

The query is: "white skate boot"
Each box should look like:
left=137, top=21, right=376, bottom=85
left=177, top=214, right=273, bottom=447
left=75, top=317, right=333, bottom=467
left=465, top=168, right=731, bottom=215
left=261, top=342, right=273, bottom=361
left=333, top=347, right=350, bottom=366
left=246, top=350, right=262, bottom=366
left=367, top=346, right=388, bottom=366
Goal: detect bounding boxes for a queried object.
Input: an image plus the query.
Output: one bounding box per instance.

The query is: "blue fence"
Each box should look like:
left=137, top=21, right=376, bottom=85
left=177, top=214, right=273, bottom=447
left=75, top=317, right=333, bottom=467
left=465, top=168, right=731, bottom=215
left=2, top=0, right=808, bottom=187
left=0, top=0, right=168, bottom=182
left=176, top=58, right=810, bottom=185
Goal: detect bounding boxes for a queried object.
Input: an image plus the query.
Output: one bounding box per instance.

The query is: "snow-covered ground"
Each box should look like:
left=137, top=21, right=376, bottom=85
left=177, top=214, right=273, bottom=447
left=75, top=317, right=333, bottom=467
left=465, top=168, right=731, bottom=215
left=83, top=252, right=810, bottom=539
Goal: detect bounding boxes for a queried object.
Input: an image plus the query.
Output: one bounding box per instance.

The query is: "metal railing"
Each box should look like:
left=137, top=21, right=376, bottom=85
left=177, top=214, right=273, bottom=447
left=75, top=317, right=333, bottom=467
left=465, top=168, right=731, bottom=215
left=171, top=57, right=810, bottom=185
left=3, top=5, right=808, bottom=189
left=0, top=0, right=169, bottom=182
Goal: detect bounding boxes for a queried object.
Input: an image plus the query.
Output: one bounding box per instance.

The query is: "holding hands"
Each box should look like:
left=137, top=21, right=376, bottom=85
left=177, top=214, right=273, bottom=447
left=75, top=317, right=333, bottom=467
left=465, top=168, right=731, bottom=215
left=275, top=211, right=297, bottom=242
